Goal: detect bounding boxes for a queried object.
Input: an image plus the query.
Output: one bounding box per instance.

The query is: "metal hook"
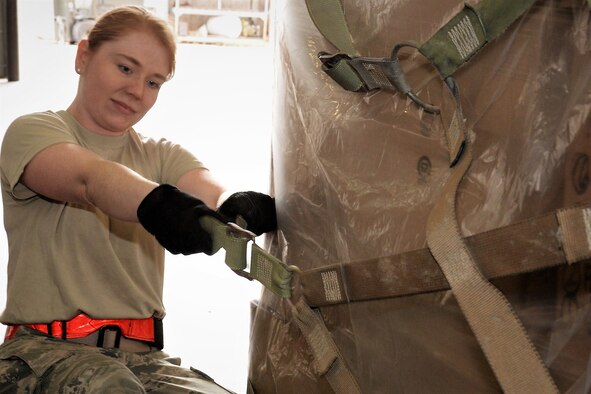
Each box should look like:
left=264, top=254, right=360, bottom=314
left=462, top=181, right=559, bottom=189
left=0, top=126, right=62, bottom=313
left=390, top=41, right=440, bottom=114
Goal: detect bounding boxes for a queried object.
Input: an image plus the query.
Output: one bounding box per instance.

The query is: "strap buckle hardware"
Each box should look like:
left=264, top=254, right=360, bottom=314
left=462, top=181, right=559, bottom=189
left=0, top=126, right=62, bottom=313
left=317, top=47, right=440, bottom=114
left=390, top=41, right=440, bottom=114
left=201, top=216, right=297, bottom=298
left=226, top=221, right=256, bottom=243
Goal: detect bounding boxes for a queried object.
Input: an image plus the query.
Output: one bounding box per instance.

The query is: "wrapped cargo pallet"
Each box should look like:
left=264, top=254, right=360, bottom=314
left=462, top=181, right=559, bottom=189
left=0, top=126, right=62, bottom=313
left=248, top=0, right=591, bottom=392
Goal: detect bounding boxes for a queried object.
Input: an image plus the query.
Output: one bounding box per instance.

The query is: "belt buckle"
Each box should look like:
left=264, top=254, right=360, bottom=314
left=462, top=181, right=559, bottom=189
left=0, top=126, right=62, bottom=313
left=97, top=325, right=123, bottom=348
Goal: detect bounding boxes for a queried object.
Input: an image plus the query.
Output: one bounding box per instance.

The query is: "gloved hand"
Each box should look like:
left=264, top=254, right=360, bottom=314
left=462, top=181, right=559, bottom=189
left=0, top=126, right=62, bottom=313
left=217, top=191, right=277, bottom=236
left=137, top=184, right=225, bottom=255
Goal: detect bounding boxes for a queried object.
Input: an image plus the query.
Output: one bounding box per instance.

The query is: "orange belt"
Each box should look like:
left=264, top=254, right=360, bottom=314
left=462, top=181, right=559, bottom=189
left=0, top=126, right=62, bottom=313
left=4, top=313, right=163, bottom=349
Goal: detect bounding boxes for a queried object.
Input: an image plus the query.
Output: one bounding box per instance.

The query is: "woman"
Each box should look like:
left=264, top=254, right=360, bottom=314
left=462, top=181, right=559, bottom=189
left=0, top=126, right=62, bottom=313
left=0, top=6, right=275, bottom=392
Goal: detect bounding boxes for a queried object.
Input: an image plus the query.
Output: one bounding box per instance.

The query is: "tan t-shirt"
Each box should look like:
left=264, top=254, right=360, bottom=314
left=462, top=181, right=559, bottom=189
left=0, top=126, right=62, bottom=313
left=0, top=110, right=204, bottom=324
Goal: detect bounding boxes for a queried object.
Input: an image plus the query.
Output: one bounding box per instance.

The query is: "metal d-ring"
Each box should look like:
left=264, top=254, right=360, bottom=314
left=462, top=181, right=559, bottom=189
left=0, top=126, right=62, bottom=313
left=390, top=41, right=440, bottom=114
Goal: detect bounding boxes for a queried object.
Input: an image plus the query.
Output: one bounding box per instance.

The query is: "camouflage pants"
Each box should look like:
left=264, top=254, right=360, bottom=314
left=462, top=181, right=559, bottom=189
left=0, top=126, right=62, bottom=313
left=0, top=327, right=235, bottom=393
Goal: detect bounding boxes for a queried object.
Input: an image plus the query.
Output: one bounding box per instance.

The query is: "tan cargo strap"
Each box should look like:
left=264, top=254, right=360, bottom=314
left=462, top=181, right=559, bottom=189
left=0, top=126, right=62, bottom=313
left=300, top=202, right=591, bottom=307
left=203, top=202, right=591, bottom=394
left=303, top=1, right=566, bottom=389
left=202, top=201, right=591, bottom=394
left=290, top=299, right=362, bottom=394
left=426, top=139, right=558, bottom=394
left=200, top=219, right=362, bottom=393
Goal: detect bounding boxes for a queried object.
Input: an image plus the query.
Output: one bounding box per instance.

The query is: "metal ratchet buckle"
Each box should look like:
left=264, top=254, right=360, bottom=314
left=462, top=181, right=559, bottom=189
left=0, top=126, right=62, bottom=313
left=318, top=51, right=351, bottom=67
left=390, top=41, right=440, bottom=114
left=224, top=221, right=257, bottom=280
left=226, top=221, right=256, bottom=243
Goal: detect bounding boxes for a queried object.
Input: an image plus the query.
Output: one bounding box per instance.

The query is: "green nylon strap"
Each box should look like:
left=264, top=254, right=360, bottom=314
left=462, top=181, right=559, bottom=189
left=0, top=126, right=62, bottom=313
left=324, top=59, right=365, bottom=92
left=419, top=0, right=538, bottom=78
left=200, top=216, right=249, bottom=270
left=304, top=0, right=358, bottom=56
left=305, top=0, right=540, bottom=104
left=199, top=216, right=293, bottom=298
left=305, top=0, right=369, bottom=94
left=202, top=218, right=359, bottom=389
left=250, top=244, right=293, bottom=298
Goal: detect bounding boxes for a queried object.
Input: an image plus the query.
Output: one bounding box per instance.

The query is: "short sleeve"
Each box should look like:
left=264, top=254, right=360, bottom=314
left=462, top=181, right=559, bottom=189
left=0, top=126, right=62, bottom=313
left=131, top=132, right=206, bottom=185
left=159, top=139, right=206, bottom=185
left=0, top=111, right=78, bottom=199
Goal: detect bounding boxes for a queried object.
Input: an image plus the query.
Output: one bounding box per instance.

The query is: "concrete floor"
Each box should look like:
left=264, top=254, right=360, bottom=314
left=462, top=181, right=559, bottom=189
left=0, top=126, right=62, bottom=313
left=0, top=2, right=273, bottom=392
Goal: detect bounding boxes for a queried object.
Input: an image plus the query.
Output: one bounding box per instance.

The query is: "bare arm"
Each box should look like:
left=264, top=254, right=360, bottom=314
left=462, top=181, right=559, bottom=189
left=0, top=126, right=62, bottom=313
left=176, top=167, right=227, bottom=210
left=21, top=143, right=157, bottom=222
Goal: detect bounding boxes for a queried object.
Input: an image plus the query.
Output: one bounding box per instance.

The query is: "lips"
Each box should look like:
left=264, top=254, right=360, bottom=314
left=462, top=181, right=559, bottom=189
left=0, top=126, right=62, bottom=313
left=112, top=99, right=136, bottom=115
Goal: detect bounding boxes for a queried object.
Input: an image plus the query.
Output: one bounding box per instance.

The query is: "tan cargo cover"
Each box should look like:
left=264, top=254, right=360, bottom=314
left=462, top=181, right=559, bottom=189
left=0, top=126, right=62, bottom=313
left=249, top=1, right=591, bottom=392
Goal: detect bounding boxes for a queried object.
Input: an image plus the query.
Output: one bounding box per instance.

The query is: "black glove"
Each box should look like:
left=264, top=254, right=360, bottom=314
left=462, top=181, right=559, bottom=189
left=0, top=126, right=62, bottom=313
left=137, top=184, right=225, bottom=255
left=217, top=191, right=277, bottom=236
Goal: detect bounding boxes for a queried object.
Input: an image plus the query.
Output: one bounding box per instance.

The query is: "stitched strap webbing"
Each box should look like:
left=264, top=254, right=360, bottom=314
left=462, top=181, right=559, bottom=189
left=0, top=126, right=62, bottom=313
left=291, top=299, right=362, bottom=394
left=199, top=216, right=294, bottom=298
left=424, top=86, right=557, bottom=392
left=419, top=0, right=538, bottom=78
left=304, top=0, right=358, bottom=57
left=300, top=203, right=591, bottom=307
left=200, top=219, right=362, bottom=392
left=304, top=0, right=540, bottom=104
left=301, top=1, right=563, bottom=392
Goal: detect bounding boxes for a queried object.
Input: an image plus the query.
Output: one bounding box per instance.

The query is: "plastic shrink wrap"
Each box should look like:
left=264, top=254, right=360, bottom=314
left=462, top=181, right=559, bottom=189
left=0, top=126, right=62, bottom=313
left=249, top=0, right=591, bottom=392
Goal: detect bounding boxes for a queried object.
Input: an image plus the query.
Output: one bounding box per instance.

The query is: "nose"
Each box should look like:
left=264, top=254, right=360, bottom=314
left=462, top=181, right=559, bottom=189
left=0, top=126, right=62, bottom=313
left=126, top=76, right=145, bottom=99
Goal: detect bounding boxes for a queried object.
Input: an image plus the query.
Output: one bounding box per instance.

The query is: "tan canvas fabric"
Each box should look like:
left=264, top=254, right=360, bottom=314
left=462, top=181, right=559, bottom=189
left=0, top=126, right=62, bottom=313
left=249, top=1, right=591, bottom=392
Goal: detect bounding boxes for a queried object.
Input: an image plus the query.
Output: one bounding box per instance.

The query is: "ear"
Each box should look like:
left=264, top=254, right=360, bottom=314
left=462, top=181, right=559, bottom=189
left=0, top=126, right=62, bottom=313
left=75, top=39, right=90, bottom=74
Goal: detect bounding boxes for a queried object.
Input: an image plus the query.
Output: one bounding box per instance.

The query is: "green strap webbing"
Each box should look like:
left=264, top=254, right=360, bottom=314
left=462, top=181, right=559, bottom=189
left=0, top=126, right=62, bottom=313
left=323, top=58, right=365, bottom=92
left=300, top=1, right=565, bottom=392
left=304, top=0, right=358, bottom=57
left=419, top=0, right=538, bottom=79
left=199, top=216, right=293, bottom=298
left=201, top=215, right=361, bottom=392
left=305, top=0, right=539, bottom=102
left=304, top=0, right=370, bottom=94
left=200, top=216, right=249, bottom=270
left=250, top=244, right=293, bottom=298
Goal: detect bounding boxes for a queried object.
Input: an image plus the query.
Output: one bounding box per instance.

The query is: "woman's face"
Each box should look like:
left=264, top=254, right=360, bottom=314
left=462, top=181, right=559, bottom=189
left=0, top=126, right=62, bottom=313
left=71, top=29, right=171, bottom=135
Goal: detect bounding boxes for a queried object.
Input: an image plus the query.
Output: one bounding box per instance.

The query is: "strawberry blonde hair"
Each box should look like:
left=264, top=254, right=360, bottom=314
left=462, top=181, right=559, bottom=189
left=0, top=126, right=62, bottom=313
left=86, top=5, right=176, bottom=79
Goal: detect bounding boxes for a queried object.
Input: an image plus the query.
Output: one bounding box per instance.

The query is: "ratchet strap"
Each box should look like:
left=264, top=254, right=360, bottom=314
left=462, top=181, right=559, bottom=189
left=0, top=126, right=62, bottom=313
left=291, top=299, right=362, bottom=394
left=302, top=1, right=567, bottom=392
left=419, top=0, right=537, bottom=78
left=300, top=202, right=591, bottom=307
left=305, top=0, right=539, bottom=113
left=200, top=215, right=362, bottom=394
left=199, top=216, right=295, bottom=299
left=424, top=88, right=558, bottom=393
left=222, top=2, right=588, bottom=391
left=204, top=196, right=591, bottom=394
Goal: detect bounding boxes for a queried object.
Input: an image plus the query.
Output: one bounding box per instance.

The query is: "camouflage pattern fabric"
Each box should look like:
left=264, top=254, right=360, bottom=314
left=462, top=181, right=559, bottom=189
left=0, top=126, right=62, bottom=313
left=0, top=327, right=235, bottom=393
